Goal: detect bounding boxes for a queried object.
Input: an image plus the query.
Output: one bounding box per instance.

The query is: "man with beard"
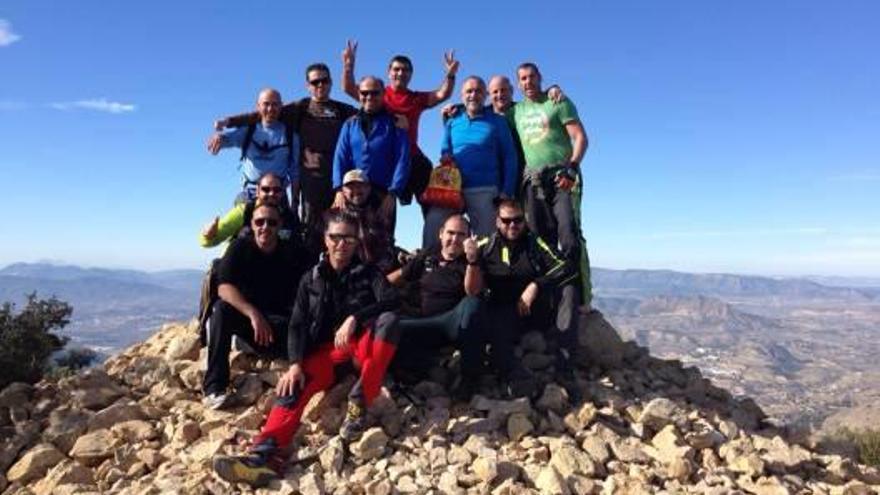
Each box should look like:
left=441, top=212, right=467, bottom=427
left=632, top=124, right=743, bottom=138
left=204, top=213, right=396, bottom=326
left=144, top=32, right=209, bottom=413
left=202, top=202, right=310, bottom=410
left=478, top=200, right=580, bottom=400
left=336, top=169, right=395, bottom=273
left=332, top=76, right=410, bottom=234
left=212, top=210, right=400, bottom=487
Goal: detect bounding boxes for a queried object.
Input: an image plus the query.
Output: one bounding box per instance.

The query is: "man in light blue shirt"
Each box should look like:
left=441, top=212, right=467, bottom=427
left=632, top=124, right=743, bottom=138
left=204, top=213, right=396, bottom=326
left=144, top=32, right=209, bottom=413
left=422, top=76, right=517, bottom=248
left=208, top=88, right=300, bottom=204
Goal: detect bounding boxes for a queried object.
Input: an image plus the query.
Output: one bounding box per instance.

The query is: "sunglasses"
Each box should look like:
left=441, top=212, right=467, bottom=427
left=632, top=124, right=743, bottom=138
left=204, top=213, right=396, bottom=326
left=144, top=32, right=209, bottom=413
left=260, top=186, right=284, bottom=194
left=359, top=89, right=381, bottom=98
left=326, top=233, right=359, bottom=245
left=253, top=218, right=279, bottom=228
left=499, top=216, right=525, bottom=226
left=309, top=77, right=331, bottom=87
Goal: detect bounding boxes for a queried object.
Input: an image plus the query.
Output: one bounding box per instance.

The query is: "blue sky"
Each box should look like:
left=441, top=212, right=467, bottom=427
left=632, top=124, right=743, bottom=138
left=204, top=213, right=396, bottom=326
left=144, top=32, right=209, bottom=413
left=1, top=1, right=878, bottom=276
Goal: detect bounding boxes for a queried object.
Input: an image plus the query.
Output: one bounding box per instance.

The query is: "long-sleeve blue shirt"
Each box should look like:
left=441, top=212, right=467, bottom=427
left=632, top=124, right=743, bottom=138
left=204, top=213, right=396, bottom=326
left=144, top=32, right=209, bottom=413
left=332, top=111, right=411, bottom=197
left=440, top=109, right=517, bottom=197
left=220, top=121, right=300, bottom=188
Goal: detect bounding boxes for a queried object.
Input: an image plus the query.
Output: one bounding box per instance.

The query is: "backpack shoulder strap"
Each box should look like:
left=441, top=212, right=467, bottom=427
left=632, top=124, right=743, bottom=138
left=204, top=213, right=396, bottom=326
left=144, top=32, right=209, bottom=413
left=240, top=123, right=257, bottom=162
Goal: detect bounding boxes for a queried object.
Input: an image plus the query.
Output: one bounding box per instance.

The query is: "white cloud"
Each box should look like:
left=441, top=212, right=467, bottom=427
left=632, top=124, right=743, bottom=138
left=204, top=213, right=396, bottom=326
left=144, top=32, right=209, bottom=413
left=50, top=98, right=136, bottom=114
left=0, top=19, right=22, bottom=47
left=831, top=172, right=880, bottom=182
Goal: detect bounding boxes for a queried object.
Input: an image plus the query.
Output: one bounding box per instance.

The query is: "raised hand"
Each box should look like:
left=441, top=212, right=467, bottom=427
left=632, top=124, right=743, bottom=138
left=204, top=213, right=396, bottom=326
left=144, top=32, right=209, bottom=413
left=443, top=50, right=459, bottom=77
left=343, top=39, right=358, bottom=68
left=201, top=217, right=219, bottom=240
left=463, top=234, right=479, bottom=264
left=207, top=133, right=223, bottom=155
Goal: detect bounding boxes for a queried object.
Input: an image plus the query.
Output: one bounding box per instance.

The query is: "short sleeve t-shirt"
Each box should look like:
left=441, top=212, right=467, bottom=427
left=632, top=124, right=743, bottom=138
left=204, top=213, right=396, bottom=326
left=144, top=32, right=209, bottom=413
left=217, top=237, right=305, bottom=315
left=510, top=96, right=580, bottom=170
left=384, top=87, right=431, bottom=151
left=298, top=99, right=357, bottom=177
left=400, top=248, right=467, bottom=316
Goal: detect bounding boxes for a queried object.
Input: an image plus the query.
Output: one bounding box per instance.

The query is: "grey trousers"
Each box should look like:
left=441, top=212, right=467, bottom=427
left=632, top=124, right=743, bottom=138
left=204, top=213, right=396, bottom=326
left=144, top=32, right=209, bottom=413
left=422, top=186, right=498, bottom=249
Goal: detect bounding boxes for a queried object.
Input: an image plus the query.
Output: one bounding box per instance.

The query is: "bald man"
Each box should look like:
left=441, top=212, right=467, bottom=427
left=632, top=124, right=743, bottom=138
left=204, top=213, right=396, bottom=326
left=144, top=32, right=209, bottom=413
left=207, top=88, right=300, bottom=203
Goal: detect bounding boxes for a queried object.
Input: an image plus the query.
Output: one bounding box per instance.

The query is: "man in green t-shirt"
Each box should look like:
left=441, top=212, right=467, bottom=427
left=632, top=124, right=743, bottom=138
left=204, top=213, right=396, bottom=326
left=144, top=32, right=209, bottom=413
left=509, top=62, right=592, bottom=306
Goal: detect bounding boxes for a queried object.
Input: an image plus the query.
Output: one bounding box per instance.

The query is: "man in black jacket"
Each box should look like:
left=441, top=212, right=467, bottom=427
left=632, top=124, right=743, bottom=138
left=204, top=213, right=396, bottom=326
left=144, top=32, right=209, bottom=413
left=213, top=210, right=400, bottom=488
left=478, top=200, right=580, bottom=399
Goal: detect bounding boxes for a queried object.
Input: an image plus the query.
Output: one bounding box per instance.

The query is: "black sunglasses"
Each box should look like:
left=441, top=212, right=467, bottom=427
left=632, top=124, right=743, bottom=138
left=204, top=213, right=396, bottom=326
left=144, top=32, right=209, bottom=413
left=253, top=218, right=279, bottom=228
left=326, top=233, right=359, bottom=245
left=309, top=77, right=331, bottom=87
left=359, top=89, right=381, bottom=98
left=499, top=216, right=525, bottom=226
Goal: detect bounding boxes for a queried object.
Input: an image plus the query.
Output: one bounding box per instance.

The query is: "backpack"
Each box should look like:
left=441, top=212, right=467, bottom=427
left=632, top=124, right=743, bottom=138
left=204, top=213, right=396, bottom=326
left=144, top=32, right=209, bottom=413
left=239, top=121, right=298, bottom=172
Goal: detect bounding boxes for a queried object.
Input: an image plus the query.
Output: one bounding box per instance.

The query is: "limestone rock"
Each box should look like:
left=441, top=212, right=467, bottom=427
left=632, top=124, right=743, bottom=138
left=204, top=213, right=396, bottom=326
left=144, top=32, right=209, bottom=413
left=319, top=438, right=345, bottom=474
left=534, top=465, right=570, bottom=495
left=6, top=443, right=66, bottom=485
left=110, top=419, right=157, bottom=442
left=536, top=384, right=569, bottom=413
left=550, top=443, right=598, bottom=478
left=473, top=455, right=498, bottom=484
left=70, top=430, right=116, bottom=467
left=645, top=424, right=694, bottom=465
left=637, top=397, right=679, bottom=429
left=87, top=403, right=145, bottom=432
left=507, top=413, right=533, bottom=442
left=43, top=408, right=91, bottom=454
left=577, top=311, right=625, bottom=369
left=164, top=333, right=201, bottom=361
left=351, top=427, right=388, bottom=461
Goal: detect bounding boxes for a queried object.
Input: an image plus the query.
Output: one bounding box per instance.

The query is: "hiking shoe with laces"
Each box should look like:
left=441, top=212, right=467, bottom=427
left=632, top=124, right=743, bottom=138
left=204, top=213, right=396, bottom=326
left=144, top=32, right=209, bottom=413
left=202, top=392, right=230, bottom=410
left=212, top=454, right=278, bottom=488
left=339, top=401, right=367, bottom=442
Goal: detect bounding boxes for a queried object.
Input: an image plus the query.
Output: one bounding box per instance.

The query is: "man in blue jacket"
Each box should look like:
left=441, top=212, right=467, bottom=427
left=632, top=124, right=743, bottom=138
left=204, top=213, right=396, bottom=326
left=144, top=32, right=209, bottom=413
left=422, top=76, right=517, bottom=248
left=332, top=76, right=410, bottom=235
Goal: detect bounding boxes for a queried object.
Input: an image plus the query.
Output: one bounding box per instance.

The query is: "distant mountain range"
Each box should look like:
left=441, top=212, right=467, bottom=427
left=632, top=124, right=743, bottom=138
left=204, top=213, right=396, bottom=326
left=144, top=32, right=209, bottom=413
left=1, top=261, right=875, bottom=354
left=0, top=262, right=203, bottom=352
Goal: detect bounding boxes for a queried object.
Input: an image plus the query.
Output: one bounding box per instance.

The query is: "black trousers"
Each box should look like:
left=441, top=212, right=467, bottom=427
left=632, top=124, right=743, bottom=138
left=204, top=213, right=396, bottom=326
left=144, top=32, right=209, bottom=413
left=524, top=178, right=581, bottom=264
left=203, top=300, right=289, bottom=396
left=395, top=296, right=485, bottom=378
left=484, top=283, right=578, bottom=377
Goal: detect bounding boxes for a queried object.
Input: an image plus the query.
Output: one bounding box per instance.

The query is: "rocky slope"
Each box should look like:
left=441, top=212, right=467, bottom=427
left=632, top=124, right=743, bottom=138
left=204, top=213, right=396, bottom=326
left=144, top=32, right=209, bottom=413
left=1, top=312, right=878, bottom=494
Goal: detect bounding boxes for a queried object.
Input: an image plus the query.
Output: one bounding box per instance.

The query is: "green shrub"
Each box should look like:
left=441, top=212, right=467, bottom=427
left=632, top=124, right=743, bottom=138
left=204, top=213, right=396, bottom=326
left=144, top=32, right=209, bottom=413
left=0, top=293, right=71, bottom=389
left=836, top=427, right=880, bottom=467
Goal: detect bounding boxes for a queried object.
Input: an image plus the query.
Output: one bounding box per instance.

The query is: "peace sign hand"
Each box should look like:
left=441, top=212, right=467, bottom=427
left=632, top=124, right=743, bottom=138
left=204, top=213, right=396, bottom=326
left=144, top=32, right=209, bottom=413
left=463, top=234, right=479, bottom=264
left=443, top=50, right=459, bottom=78
left=343, top=39, right=358, bottom=68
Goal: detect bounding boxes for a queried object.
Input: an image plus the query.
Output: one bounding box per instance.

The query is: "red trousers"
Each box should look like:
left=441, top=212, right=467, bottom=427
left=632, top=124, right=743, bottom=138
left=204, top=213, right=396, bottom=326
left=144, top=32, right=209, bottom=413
left=253, top=328, right=397, bottom=451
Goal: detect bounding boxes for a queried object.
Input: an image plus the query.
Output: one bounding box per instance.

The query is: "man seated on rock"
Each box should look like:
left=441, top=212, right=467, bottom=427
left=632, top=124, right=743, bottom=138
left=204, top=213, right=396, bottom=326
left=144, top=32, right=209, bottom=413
left=207, top=88, right=300, bottom=204
left=213, top=210, right=400, bottom=488
left=478, top=199, right=580, bottom=400
left=388, top=214, right=484, bottom=398
left=196, top=173, right=303, bottom=344
left=202, top=201, right=309, bottom=410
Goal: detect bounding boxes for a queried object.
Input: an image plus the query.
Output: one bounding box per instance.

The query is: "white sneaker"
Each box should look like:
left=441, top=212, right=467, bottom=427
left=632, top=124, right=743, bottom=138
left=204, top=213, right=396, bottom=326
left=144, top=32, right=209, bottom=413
left=203, top=393, right=229, bottom=410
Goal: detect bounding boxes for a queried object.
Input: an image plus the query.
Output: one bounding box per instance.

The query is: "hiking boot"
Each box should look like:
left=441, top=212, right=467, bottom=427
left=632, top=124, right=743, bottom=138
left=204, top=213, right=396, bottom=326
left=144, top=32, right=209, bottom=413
left=213, top=454, right=278, bottom=488
left=339, top=401, right=367, bottom=442
left=555, top=351, right=583, bottom=404
left=202, top=392, right=230, bottom=410
left=504, top=365, right=540, bottom=400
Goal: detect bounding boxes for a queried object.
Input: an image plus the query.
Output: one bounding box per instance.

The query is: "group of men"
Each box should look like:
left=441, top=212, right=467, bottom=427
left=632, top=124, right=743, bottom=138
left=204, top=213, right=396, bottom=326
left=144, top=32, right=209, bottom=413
left=198, top=41, right=593, bottom=487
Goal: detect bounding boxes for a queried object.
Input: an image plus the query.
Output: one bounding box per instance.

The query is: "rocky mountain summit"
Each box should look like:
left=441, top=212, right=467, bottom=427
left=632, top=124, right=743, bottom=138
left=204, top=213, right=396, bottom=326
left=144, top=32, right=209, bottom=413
left=1, top=312, right=878, bottom=494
